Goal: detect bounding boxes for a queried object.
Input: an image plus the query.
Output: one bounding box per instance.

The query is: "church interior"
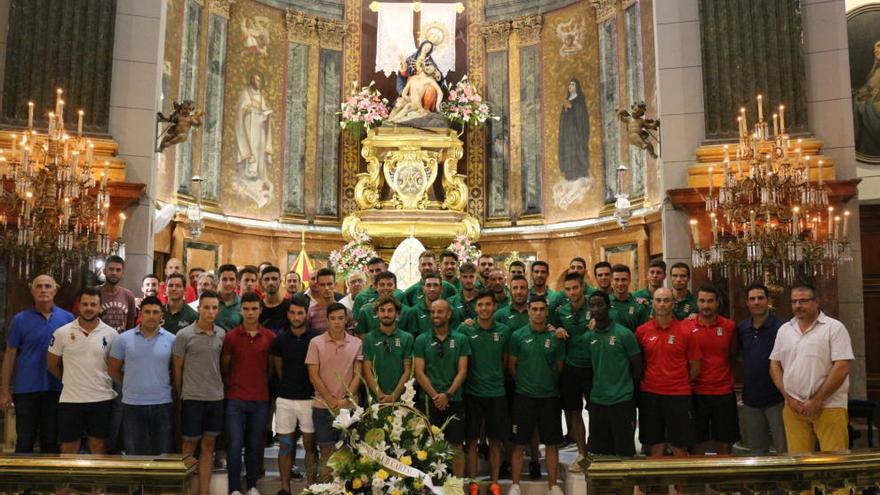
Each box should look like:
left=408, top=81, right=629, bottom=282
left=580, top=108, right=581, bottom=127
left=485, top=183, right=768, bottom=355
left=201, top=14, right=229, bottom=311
left=1, top=0, right=880, bottom=493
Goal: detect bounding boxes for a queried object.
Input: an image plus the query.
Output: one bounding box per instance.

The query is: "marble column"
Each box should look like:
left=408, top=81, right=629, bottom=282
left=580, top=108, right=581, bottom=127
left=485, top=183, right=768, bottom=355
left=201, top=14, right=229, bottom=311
left=1, top=0, right=117, bottom=132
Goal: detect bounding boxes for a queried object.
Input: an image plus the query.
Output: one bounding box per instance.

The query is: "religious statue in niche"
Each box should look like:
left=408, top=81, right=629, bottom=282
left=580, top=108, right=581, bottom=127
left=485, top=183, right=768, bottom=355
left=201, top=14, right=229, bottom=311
left=387, top=41, right=448, bottom=127
left=156, top=100, right=203, bottom=152
left=556, top=18, right=585, bottom=58
left=853, top=40, right=880, bottom=162
left=618, top=101, right=660, bottom=159
left=241, top=16, right=271, bottom=56
left=234, top=72, right=274, bottom=208
left=553, top=79, right=592, bottom=210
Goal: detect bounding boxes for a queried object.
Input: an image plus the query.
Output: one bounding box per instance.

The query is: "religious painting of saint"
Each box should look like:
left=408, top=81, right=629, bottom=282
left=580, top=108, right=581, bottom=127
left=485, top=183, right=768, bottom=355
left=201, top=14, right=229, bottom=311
left=233, top=72, right=274, bottom=207
left=556, top=18, right=585, bottom=58
left=553, top=78, right=592, bottom=209
left=848, top=5, right=880, bottom=164
left=240, top=15, right=270, bottom=56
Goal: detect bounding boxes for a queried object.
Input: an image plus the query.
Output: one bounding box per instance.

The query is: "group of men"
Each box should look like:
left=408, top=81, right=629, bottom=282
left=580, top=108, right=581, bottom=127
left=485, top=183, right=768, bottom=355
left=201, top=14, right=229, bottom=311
left=0, top=250, right=855, bottom=495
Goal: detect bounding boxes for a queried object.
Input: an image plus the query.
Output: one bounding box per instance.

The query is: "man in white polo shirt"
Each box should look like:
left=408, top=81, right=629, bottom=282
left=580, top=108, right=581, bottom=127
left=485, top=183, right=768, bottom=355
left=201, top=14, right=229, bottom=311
left=769, top=284, right=854, bottom=454
left=47, top=287, right=119, bottom=454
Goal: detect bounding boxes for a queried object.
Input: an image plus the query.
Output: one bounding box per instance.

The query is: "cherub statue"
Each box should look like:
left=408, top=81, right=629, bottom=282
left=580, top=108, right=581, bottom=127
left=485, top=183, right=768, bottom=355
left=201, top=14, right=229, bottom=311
left=618, top=101, right=660, bottom=159
left=156, top=100, right=204, bottom=152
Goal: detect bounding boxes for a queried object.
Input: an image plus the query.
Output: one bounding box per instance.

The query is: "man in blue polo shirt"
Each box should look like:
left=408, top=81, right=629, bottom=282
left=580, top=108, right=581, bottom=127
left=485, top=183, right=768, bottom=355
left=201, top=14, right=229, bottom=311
left=0, top=274, right=73, bottom=453
left=738, top=282, right=787, bottom=454
left=108, top=296, right=176, bottom=455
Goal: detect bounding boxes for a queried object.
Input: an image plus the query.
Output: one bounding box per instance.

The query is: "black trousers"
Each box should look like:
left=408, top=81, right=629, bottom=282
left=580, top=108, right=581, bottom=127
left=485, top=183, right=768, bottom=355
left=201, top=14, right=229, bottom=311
left=13, top=391, right=60, bottom=453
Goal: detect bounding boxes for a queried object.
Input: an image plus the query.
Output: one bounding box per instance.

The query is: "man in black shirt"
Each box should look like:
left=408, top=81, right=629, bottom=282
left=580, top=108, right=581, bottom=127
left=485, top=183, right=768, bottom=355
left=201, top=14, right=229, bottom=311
left=260, top=266, right=290, bottom=334
left=270, top=295, right=318, bottom=490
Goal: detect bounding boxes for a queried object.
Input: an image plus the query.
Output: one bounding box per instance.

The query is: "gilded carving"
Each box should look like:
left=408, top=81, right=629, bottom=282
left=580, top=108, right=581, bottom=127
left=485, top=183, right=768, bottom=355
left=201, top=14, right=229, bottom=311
left=383, top=148, right=439, bottom=210
left=208, top=0, right=234, bottom=16
left=590, top=0, right=619, bottom=23
left=441, top=142, right=468, bottom=211
left=466, top=0, right=486, bottom=220
left=511, top=14, right=542, bottom=45
left=316, top=19, right=346, bottom=50
left=355, top=144, right=383, bottom=210
left=341, top=0, right=362, bottom=216
left=285, top=9, right=317, bottom=43
left=481, top=21, right=511, bottom=52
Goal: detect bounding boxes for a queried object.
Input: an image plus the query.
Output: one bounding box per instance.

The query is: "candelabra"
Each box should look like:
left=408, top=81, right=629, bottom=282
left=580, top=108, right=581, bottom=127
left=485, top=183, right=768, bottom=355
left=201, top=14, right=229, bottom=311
left=0, top=89, right=114, bottom=280
left=613, top=164, right=632, bottom=229
left=185, top=176, right=205, bottom=239
left=690, top=95, right=852, bottom=286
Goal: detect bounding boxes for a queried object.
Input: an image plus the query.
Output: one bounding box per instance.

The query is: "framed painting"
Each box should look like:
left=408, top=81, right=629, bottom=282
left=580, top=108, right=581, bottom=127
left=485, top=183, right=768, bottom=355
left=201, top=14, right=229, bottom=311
left=848, top=4, right=880, bottom=164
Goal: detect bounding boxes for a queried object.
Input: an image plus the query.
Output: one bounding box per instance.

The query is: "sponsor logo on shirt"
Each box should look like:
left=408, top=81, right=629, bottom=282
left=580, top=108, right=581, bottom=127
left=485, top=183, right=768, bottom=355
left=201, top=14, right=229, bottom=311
left=667, top=335, right=676, bottom=345
left=716, top=327, right=723, bottom=336
left=449, top=340, right=456, bottom=349
left=628, top=306, right=635, bottom=315
left=544, top=338, right=551, bottom=348
left=525, top=338, right=534, bottom=344
left=394, top=338, right=400, bottom=347
left=590, top=339, right=598, bottom=345
left=609, top=336, right=617, bottom=346
left=493, top=333, right=499, bottom=342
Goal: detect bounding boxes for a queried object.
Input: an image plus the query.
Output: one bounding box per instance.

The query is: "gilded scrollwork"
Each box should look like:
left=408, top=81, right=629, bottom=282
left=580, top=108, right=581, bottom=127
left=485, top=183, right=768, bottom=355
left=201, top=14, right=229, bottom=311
left=382, top=148, right=439, bottom=210
left=511, top=14, right=542, bottom=45
left=354, top=143, right=383, bottom=210
left=481, top=21, right=511, bottom=52
left=441, top=143, right=468, bottom=211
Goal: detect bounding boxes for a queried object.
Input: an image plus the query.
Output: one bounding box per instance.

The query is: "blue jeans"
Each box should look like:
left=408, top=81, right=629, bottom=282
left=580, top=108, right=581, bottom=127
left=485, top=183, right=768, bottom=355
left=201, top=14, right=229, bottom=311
left=122, top=403, right=174, bottom=455
left=226, top=399, right=269, bottom=492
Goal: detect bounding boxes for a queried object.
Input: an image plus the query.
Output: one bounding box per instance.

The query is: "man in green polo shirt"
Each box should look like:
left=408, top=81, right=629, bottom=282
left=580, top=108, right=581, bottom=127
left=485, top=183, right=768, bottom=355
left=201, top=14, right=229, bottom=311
left=508, top=295, right=565, bottom=495
left=163, top=273, right=198, bottom=334
left=414, top=299, right=470, bottom=477
left=458, top=290, right=510, bottom=493
left=633, top=258, right=666, bottom=308
left=476, top=254, right=495, bottom=290
left=670, top=262, right=697, bottom=320
left=403, top=273, right=461, bottom=336
left=488, top=268, right=510, bottom=310
left=494, top=275, right=529, bottom=332
left=609, top=264, right=649, bottom=332
left=215, top=264, right=243, bottom=331
left=356, top=271, right=405, bottom=335
left=508, top=260, right=526, bottom=280
left=353, top=257, right=389, bottom=316
left=448, top=262, right=479, bottom=321
left=583, top=290, right=642, bottom=456
left=530, top=260, right=561, bottom=310
left=549, top=272, right=592, bottom=470
left=593, top=261, right=613, bottom=296
left=404, top=251, right=457, bottom=307
left=363, top=296, right=413, bottom=403
left=440, top=250, right=462, bottom=293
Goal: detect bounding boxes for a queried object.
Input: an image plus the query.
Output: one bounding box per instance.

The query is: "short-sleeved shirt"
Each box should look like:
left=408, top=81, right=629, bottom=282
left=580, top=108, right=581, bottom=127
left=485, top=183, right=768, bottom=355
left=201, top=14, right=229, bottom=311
left=352, top=288, right=407, bottom=318
left=610, top=293, right=649, bottom=332
left=48, top=319, right=118, bottom=403
left=6, top=306, right=73, bottom=394
left=550, top=301, right=592, bottom=367
left=413, top=330, right=472, bottom=401
left=109, top=327, right=175, bottom=405
left=632, top=287, right=654, bottom=307
left=355, top=298, right=406, bottom=335
left=98, top=286, right=137, bottom=333
left=508, top=325, right=565, bottom=398
left=636, top=319, right=702, bottom=396
left=459, top=321, right=510, bottom=398
left=270, top=328, right=317, bottom=400
left=584, top=321, right=641, bottom=405
left=529, top=288, right=561, bottom=311
left=448, top=293, right=478, bottom=321
left=215, top=294, right=243, bottom=331
left=260, top=299, right=291, bottom=334
left=403, top=280, right=458, bottom=307
left=305, top=332, right=363, bottom=408
left=738, top=313, right=785, bottom=408
left=172, top=323, right=226, bottom=401
left=769, top=312, right=854, bottom=408
left=686, top=316, right=737, bottom=395
left=673, top=291, right=698, bottom=321
left=307, top=302, right=355, bottom=335
left=162, top=303, right=198, bottom=335
left=362, top=327, right=414, bottom=397
left=493, top=304, right=529, bottom=334
left=402, top=300, right=462, bottom=336
left=223, top=325, right=276, bottom=401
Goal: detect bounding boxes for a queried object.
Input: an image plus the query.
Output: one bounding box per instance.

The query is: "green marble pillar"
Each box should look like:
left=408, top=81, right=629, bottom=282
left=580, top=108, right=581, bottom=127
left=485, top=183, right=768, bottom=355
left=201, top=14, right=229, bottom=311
left=699, top=0, right=807, bottom=140
left=1, top=0, right=117, bottom=133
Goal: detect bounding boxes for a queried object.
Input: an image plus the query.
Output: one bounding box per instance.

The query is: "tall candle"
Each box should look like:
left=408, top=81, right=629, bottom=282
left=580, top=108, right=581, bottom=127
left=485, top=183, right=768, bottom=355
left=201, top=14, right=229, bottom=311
left=118, top=213, right=127, bottom=238
left=792, top=207, right=800, bottom=238
left=77, top=110, right=84, bottom=136
left=817, top=160, right=824, bottom=186
left=740, top=107, right=747, bottom=133
left=779, top=105, right=786, bottom=133
left=813, top=217, right=819, bottom=241
left=55, top=88, right=62, bottom=114
left=737, top=116, right=744, bottom=138
left=690, top=219, right=701, bottom=249
left=58, top=100, right=64, bottom=124
left=750, top=210, right=756, bottom=238
left=708, top=166, right=714, bottom=195
left=828, top=207, right=834, bottom=238
left=711, top=214, right=718, bottom=243
left=834, top=216, right=841, bottom=240
left=843, top=210, right=850, bottom=239
left=27, top=102, right=33, bottom=129
left=757, top=95, right=764, bottom=122
left=804, top=156, right=811, bottom=182
left=772, top=113, right=779, bottom=136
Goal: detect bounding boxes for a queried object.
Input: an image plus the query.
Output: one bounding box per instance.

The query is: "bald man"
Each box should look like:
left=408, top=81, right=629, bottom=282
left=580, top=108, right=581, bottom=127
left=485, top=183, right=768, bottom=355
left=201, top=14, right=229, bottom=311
left=1, top=275, right=74, bottom=453
left=157, top=258, right=185, bottom=304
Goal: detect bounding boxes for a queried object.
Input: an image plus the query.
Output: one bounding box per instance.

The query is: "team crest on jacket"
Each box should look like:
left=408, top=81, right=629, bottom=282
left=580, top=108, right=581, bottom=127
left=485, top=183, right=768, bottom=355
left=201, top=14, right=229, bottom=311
left=609, top=336, right=617, bottom=346
left=716, top=327, right=723, bottom=336
left=667, top=335, right=675, bottom=345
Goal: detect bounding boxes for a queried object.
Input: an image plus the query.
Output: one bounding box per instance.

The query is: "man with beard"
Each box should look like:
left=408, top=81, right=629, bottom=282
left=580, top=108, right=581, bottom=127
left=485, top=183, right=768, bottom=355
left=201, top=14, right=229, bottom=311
left=404, top=251, right=457, bottom=307
left=363, top=296, right=413, bottom=403
left=96, top=255, right=137, bottom=333
left=593, top=261, right=613, bottom=295
left=494, top=275, right=529, bottom=332
left=488, top=268, right=510, bottom=310
left=136, top=274, right=160, bottom=311
left=259, top=266, right=290, bottom=334
left=508, top=260, right=526, bottom=280
left=47, top=287, right=119, bottom=454
left=477, top=254, right=496, bottom=289
left=530, top=261, right=561, bottom=311
left=403, top=272, right=461, bottom=336
left=670, top=262, right=697, bottom=321
left=0, top=274, right=73, bottom=453
left=609, top=264, right=649, bottom=332
left=216, top=265, right=243, bottom=331
left=633, top=259, right=666, bottom=308
left=284, top=271, right=302, bottom=300
left=440, top=250, right=462, bottom=293
left=157, top=258, right=184, bottom=304
left=449, top=262, right=479, bottom=321
left=356, top=271, right=403, bottom=335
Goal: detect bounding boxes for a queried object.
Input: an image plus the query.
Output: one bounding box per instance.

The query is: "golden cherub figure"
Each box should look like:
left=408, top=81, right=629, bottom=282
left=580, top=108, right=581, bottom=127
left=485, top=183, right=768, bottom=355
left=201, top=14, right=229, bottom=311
left=618, top=101, right=660, bottom=159
left=156, top=100, right=204, bottom=152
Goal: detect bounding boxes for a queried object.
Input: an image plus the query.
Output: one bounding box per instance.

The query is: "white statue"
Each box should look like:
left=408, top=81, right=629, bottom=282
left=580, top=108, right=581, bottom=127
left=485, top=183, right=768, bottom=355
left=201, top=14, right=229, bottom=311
left=389, top=235, right=425, bottom=291
left=235, top=73, right=273, bottom=181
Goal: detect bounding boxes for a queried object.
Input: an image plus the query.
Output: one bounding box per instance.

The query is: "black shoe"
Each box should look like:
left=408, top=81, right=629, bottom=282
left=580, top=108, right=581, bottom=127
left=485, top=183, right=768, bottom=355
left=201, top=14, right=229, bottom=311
left=529, top=459, right=542, bottom=480
left=499, top=460, right=511, bottom=480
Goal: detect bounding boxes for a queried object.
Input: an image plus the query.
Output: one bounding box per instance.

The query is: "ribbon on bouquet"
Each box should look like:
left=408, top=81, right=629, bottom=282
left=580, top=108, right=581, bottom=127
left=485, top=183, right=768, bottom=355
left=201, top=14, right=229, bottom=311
left=355, top=442, right=444, bottom=494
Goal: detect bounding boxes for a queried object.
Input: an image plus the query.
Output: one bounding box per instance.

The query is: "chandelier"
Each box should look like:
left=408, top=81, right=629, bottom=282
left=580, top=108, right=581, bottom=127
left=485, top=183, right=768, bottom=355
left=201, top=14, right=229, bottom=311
left=690, top=95, right=852, bottom=285
left=0, top=89, right=113, bottom=280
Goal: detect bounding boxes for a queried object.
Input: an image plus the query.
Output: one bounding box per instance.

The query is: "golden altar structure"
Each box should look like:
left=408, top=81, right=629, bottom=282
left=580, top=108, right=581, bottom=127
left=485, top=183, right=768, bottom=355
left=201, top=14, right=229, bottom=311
left=343, top=127, right=481, bottom=249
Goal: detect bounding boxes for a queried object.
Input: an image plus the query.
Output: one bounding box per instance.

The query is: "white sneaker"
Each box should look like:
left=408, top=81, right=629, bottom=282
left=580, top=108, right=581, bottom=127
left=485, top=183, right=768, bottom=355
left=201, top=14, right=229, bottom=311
left=548, top=485, right=565, bottom=495
left=246, top=489, right=260, bottom=495
left=230, top=492, right=242, bottom=495
left=508, top=484, right=522, bottom=495
left=567, top=453, right=585, bottom=473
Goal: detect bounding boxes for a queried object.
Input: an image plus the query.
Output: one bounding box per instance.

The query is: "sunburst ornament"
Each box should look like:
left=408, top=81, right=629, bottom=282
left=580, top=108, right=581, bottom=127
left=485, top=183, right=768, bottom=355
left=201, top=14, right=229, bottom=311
left=420, top=21, right=449, bottom=51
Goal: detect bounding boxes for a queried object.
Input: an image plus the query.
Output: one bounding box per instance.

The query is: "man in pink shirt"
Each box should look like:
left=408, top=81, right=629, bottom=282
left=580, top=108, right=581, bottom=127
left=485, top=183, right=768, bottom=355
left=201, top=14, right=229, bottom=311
left=305, top=302, right=362, bottom=475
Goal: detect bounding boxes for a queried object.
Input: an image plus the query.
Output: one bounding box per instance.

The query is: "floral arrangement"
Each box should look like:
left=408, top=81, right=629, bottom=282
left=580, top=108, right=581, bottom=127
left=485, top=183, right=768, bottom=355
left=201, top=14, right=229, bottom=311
left=441, top=76, right=498, bottom=128
left=328, top=230, right=378, bottom=282
left=446, top=234, right=481, bottom=267
left=339, top=81, right=389, bottom=134
left=301, top=380, right=463, bottom=495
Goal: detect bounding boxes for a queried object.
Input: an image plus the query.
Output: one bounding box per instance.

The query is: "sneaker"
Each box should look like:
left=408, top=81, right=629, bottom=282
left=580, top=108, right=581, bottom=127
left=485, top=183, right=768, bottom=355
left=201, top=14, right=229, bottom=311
left=508, top=485, right=522, bottom=495
left=230, top=492, right=242, bottom=495
left=567, top=453, right=585, bottom=473
left=290, top=465, right=304, bottom=480
left=246, top=489, right=260, bottom=495
left=489, top=483, right=502, bottom=495
left=468, top=482, right=480, bottom=495
left=548, top=486, right=565, bottom=495
left=529, top=459, right=542, bottom=480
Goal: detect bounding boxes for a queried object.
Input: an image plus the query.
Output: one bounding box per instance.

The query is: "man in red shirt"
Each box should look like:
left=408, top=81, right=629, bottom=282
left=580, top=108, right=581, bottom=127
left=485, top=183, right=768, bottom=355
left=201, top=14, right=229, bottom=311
left=685, top=285, right=738, bottom=455
left=221, top=292, right=276, bottom=495
left=635, top=287, right=701, bottom=457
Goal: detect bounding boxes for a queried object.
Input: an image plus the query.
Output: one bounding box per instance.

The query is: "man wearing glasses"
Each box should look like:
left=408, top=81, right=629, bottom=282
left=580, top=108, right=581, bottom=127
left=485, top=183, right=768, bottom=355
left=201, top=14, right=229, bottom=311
left=769, top=284, right=854, bottom=455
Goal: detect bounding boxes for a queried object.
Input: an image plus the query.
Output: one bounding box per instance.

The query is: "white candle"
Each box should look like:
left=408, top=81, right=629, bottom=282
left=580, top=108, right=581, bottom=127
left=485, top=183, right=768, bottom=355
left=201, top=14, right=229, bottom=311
left=804, top=156, right=810, bottom=182
left=708, top=166, right=714, bottom=195
left=711, top=213, right=719, bottom=243
left=690, top=219, right=701, bottom=250
left=750, top=210, right=756, bottom=238
left=118, top=213, right=127, bottom=238
left=828, top=207, right=834, bottom=238
left=55, top=88, right=62, bottom=114
left=27, top=102, right=33, bottom=129
left=843, top=210, right=850, bottom=239
left=77, top=110, right=84, bottom=136
left=792, top=207, right=800, bottom=238
left=757, top=95, right=764, bottom=122
left=817, top=160, right=824, bottom=186
left=834, top=216, right=840, bottom=240
left=779, top=105, right=786, bottom=133
left=772, top=114, right=779, bottom=137
left=740, top=107, right=747, bottom=134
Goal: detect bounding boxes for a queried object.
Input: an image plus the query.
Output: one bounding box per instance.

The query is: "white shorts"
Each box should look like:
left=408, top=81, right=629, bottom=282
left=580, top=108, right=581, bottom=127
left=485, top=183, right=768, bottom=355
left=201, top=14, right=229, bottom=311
left=275, top=398, right=315, bottom=434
